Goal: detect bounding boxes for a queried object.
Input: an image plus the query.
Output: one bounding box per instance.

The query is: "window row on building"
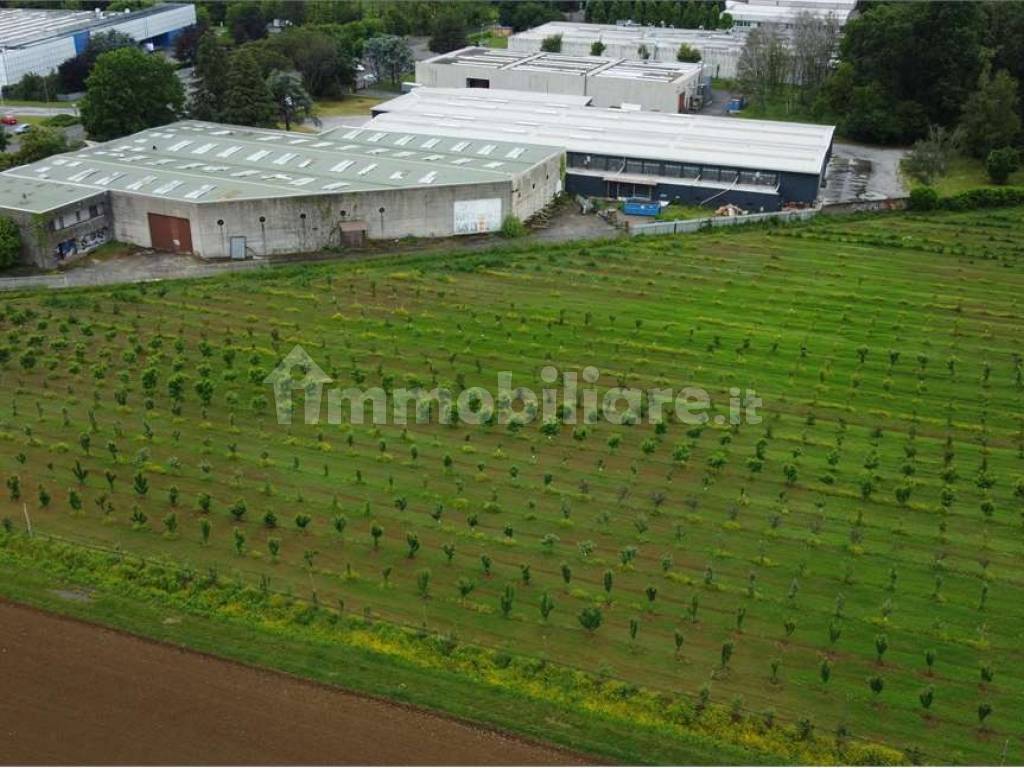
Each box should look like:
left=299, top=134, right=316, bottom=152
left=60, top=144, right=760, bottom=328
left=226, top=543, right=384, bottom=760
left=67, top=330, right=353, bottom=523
left=566, top=152, right=779, bottom=187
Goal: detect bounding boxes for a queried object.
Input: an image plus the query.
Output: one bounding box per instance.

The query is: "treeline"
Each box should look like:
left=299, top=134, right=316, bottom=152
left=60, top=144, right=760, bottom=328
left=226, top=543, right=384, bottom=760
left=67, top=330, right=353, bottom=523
left=823, top=2, right=1024, bottom=147
left=584, top=1, right=731, bottom=31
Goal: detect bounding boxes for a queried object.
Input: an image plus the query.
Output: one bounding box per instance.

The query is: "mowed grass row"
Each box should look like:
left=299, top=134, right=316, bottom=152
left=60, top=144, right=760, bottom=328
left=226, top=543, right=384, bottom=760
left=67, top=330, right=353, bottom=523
left=2, top=207, right=1023, bottom=763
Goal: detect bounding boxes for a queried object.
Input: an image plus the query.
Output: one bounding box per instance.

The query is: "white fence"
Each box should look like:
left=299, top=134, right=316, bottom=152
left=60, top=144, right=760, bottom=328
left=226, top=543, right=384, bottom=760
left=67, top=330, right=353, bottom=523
left=627, top=206, right=821, bottom=236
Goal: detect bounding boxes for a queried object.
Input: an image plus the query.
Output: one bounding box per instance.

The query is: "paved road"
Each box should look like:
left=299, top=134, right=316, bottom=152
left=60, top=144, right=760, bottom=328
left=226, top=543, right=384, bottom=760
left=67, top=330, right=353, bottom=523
left=1, top=104, right=78, bottom=117
left=0, top=600, right=584, bottom=765
left=823, top=142, right=908, bottom=203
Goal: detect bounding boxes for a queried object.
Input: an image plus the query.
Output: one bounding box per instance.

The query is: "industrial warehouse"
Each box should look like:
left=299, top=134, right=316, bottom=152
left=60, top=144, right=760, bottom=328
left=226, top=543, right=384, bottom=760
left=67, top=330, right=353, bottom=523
left=0, top=120, right=561, bottom=267
left=725, top=0, right=859, bottom=30
left=416, top=47, right=707, bottom=113
left=0, top=3, right=195, bottom=88
left=507, top=21, right=747, bottom=79
left=371, top=88, right=835, bottom=212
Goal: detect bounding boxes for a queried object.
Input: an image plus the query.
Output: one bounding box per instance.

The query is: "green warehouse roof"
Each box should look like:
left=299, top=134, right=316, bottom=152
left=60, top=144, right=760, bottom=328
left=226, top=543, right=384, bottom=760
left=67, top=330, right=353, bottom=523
left=0, top=121, right=561, bottom=212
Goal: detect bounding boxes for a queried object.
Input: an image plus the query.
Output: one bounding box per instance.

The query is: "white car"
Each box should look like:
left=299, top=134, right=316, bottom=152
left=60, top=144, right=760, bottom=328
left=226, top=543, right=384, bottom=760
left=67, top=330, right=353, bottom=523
left=13, top=123, right=32, bottom=135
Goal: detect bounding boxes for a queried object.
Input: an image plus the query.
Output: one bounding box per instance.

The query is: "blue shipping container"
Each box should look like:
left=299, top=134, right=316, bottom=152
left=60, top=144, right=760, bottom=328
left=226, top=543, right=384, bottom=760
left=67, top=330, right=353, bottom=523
left=622, top=200, right=660, bottom=216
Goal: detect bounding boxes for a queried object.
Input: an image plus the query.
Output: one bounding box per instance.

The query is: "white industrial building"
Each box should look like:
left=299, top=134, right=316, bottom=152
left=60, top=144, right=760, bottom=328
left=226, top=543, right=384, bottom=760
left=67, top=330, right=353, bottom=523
left=0, top=3, right=196, bottom=88
left=370, top=88, right=834, bottom=212
left=725, top=0, right=858, bottom=29
left=507, top=21, right=747, bottom=80
left=416, top=46, right=705, bottom=112
left=0, top=120, right=562, bottom=267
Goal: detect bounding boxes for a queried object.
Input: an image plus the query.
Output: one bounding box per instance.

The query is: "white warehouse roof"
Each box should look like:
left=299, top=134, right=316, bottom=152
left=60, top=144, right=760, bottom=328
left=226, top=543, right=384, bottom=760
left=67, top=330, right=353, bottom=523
left=0, top=120, right=561, bottom=211
left=420, top=47, right=701, bottom=84
left=509, top=21, right=749, bottom=54
left=0, top=3, right=194, bottom=48
left=371, top=88, right=835, bottom=177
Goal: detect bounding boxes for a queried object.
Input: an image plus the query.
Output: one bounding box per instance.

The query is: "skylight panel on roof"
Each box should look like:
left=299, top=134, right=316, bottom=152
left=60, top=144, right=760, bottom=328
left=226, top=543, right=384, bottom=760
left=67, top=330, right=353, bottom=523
left=357, top=163, right=378, bottom=176
left=389, top=171, right=405, bottom=180
left=192, top=143, right=217, bottom=155
left=395, top=135, right=414, bottom=146
left=298, top=159, right=312, bottom=168
left=152, top=180, right=183, bottom=195
left=451, top=158, right=471, bottom=165
left=177, top=162, right=203, bottom=170
left=290, top=177, right=314, bottom=186
left=367, top=148, right=387, bottom=155
left=477, top=144, right=496, bottom=156
left=484, top=161, right=504, bottom=168
left=338, top=144, right=358, bottom=151
left=67, top=169, right=97, bottom=182
left=506, top=147, right=525, bottom=159
left=273, top=152, right=298, bottom=165
left=200, top=165, right=228, bottom=172
left=342, top=129, right=361, bottom=139
left=184, top=184, right=216, bottom=200
left=311, top=141, right=332, bottom=148
left=217, top=145, right=242, bottom=158
left=246, top=149, right=271, bottom=162
left=52, top=158, right=67, bottom=166
left=420, top=138, right=440, bottom=149
left=167, top=140, right=193, bottom=152
left=152, top=158, right=174, bottom=166
left=288, top=138, right=309, bottom=145
left=258, top=134, right=280, bottom=142
left=366, top=132, right=386, bottom=143
left=94, top=171, right=123, bottom=186
left=126, top=175, right=158, bottom=191
left=418, top=171, right=437, bottom=184
left=423, top=154, right=442, bottom=161
left=451, top=141, right=470, bottom=152
left=210, top=130, right=231, bottom=136
left=321, top=181, right=350, bottom=191
left=231, top=169, right=258, bottom=178
left=330, top=160, right=354, bottom=173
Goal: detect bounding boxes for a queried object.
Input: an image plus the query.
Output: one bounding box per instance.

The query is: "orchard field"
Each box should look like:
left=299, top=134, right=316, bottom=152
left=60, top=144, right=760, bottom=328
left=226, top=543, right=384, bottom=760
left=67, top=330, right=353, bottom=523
left=2, top=207, right=1024, bottom=763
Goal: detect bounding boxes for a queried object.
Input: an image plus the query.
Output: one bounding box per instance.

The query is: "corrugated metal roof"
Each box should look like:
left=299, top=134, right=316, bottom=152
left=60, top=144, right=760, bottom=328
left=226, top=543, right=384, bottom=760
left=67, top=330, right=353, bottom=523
left=0, top=120, right=560, bottom=211
left=0, top=3, right=192, bottom=48
left=371, top=88, right=835, bottom=176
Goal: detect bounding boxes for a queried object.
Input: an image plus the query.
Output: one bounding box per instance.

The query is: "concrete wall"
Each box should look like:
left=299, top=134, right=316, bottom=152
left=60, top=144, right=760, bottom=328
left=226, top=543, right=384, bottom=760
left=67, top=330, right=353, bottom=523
left=511, top=153, right=563, bottom=220
left=107, top=177, right=554, bottom=259
left=416, top=58, right=698, bottom=112
left=0, top=191, right=111, bottom=268
left=588, top=71, right=700, bottom=111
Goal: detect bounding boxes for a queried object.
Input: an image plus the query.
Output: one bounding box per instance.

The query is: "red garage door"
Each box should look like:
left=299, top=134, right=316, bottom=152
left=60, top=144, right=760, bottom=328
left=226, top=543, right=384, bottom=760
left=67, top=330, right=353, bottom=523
left=147, top=213, right=193, bottom=254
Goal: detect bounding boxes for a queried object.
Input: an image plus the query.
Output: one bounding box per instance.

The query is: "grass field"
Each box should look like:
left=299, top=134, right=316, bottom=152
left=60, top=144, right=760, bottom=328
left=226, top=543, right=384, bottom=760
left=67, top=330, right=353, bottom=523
left=926, top=155, right=1024, bottom=197
left=315, top=96, right=387, bottom=118
left=2, top=207, right=1024, bottom=763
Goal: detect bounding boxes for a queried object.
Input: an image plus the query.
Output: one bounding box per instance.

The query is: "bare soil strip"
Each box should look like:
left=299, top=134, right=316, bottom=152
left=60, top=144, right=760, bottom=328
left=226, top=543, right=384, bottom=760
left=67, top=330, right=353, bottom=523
left=0, top=600, right=587, bottom=766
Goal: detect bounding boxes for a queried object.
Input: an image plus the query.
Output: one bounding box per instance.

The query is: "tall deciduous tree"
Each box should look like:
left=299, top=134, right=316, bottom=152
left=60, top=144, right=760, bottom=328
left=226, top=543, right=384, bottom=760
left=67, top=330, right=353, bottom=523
left=828, top=1, right=985, bottom=143
left=221, top=49, right=276, bottom=128
left=58, top=30, right=135, bottom=93
left=429, top=7, right=468, bottom=54
left=364, top=35, right=413, bottom=87
left=737, top=26, right=790, bottom=110
left=960, top=66, right=1021, bottom=159
left=80, top=48, right=184, bottom=141
left=190, top=31, right=229, bottom=122
left=789, top=11, right=839, bottom=101
left=266, top=70, right=318, bottom=131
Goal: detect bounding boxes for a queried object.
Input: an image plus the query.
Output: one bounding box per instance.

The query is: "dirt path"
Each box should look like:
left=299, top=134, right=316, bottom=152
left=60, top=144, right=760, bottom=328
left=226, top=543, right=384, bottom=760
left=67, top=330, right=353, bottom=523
left=0, top=600, right=586, bottom=766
